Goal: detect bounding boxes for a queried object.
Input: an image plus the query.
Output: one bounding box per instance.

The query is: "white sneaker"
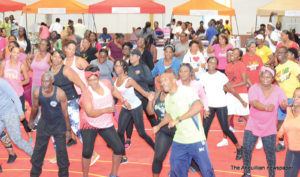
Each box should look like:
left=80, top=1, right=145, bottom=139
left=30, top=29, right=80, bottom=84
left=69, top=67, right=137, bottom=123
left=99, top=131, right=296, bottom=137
left=256, top=137, right=263, bottom=149
left=229, top=126, right=235, bottom=132
left=217, top=138, right=228, bottom=147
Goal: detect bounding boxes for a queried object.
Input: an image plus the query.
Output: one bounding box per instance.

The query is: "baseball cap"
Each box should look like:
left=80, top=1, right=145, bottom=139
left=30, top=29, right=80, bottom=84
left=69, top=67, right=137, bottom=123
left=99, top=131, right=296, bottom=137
left=255, top=34, right=264, bottom=40
left=130, top=49, right=141, bottom=57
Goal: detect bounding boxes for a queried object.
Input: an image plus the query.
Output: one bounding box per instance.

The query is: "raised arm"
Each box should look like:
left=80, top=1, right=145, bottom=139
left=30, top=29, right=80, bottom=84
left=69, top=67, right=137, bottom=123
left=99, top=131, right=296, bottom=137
left=64, top=66, right=86, bottom=92
left=126, top=78, right=149, bottom=98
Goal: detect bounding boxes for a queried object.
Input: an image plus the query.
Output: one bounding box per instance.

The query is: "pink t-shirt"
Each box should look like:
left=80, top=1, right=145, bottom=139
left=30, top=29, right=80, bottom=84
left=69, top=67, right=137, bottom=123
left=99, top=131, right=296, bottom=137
left=176, top=80, right=209, bottom=111
left=0, top=37, right=7, bottom=53
left=4, top=61, right=23, bottom=97
left=245, top=84, right=287, bottom=137
left=213, top=44, right=233, bottom=70
left=79, top=79, right=114, bottom=129
left=39, top=26, right=50, bottom=40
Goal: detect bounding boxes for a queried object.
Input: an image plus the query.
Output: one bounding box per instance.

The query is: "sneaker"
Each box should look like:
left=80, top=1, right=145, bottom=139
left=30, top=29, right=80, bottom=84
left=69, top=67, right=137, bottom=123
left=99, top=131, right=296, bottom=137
left=120, top=156, right=128, bottom=165
left=236, top=146, right=243, bottom=160
left=238, top=117, right=244, bottom=123
left=90, top=153, right=100, bottom=167
left=109, top=174, right=119, bottom=177
left=229, top=126, right=235, bottom=132
left=66, top=139, right=77, bottom=147
left=242, top=173, right=251, bottom=177
left=217, top=138, right=228, bottom=147
left=256, top=138, right=263, bottom=149
left=31, top=124, right=38, bottom=131
left=124, top=140, right=131, bottom=149
left=48, top=156, right=57, bottom=164
left=7, top=154, right=17, bottom=164
left=189, top=166, right=197, bottom=173
left=168, top=171, right=170, bottom=176
left=275, top=143, right=285, bottom=152
left=0, top=164, right=2, bottom=173
left=29, top=138, right=34, bottom=144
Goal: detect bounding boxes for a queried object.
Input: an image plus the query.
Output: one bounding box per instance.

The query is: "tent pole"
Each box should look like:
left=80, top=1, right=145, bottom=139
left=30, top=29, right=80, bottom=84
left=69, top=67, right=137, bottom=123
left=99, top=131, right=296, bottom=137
left=26, top=13, right=28, bottom=31
left=92, top=14, right=97, bottom=33
left=2, top=12, right=4, bottom=21
left=255, top=15, right=257, bottom=31
left=234, top=15, right=239, bottom=36
left=34, top=14, right=36, bottom=24
left=82, top=13, right=85, bottom=24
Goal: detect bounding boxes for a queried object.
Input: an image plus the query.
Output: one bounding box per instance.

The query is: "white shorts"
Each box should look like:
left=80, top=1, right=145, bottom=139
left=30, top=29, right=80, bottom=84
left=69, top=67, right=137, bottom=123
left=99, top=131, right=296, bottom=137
left=226, top=93, right=249, bottom=116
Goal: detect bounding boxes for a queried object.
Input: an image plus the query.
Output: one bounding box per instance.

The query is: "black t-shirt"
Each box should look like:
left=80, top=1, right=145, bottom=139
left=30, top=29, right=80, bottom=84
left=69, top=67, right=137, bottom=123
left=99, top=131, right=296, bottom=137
left=141, top=50, right=154, bottom=70
left=81, top=47, right=98, bottom=64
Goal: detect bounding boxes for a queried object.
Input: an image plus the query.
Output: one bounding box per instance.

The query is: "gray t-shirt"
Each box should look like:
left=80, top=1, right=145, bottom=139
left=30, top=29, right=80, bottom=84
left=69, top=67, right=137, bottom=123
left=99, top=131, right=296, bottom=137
left=90, top=59, right=116, bottom=84
left=175, top=42, right=189, bottom=61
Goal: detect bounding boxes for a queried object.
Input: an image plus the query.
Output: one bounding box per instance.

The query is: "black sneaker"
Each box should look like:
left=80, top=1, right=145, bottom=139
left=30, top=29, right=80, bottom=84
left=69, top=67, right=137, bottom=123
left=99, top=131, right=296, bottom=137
left=7, top=154, right=17, bottom=164
left=236, top=146, right=243, bottom=160
left=31, top=124, right=38, bottom=131
left=120, top=156, right=128, bottom=165
left=67, top=139, right=77, bottom=147
left=242, top=173, right=251, bottom=177
left=124, top=139, right=131, bottom=149
left=275, top=143, right=285, bottom=152
left=0, top=164, right=2, bottom=172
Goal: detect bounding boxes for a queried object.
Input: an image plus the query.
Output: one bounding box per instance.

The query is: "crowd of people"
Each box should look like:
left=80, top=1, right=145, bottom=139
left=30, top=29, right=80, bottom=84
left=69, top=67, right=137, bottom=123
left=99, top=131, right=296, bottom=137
left=0, top=13, right=300, bottom=177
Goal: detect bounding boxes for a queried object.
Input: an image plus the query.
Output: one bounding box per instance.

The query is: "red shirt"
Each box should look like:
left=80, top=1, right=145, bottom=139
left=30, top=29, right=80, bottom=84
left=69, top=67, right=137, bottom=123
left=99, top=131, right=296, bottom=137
left=225, top=61, right=248, bottom=93
left=276, top=41, right=299, bottom=50
left=242, top=53, right=263, bottom=85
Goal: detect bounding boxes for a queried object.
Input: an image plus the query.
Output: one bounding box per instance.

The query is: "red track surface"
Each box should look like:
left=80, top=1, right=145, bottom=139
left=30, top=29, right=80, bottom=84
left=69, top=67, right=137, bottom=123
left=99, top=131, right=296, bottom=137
left=0, top=105, right=291, bottom=177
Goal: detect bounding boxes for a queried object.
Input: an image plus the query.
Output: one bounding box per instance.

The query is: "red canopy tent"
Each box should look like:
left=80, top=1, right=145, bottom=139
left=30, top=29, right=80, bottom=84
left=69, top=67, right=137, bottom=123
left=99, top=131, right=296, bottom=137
left=89, top=0, right=165, bottom=14
left=89, top=0, right=165, bottom=32
left=0, top=0, right=26, bottom=12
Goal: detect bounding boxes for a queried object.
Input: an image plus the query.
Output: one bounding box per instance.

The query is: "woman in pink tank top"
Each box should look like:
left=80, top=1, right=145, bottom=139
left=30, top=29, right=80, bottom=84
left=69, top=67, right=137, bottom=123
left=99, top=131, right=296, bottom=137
left=39, top=22, right=50, bottom=40
left=0, top=46, right=33, bottom=141
left=64, top=40, right=89, bottom=95
left=79, top=65, right=128, bottom=177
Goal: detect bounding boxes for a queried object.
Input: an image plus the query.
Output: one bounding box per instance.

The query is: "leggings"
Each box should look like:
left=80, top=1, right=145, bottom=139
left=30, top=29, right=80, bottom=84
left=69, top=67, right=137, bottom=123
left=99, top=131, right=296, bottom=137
left=125, top=97, right=158, bottom=140
left=118, top=105, right=155, bottom=155
left=19, top=95, right=31, bottom=133
left=203, top=107, right=238, bottom=144
left=0, top=108, right=33, bottom=156
left=284, top=149, right=300, bottom=177
left=152, top=126, right=174, bottom=174
left=52, top=98, right=82, bottom=150
left=242, top=130, right=276, bottom=177
left=0, top=131, right=13, bottom=150
left=81, top=127, right=124, bottom=159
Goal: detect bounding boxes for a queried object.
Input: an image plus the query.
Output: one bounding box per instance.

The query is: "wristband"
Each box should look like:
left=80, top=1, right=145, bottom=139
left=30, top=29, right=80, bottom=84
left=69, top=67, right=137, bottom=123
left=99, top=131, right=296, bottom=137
left=176, top=116, right=182, bottom=123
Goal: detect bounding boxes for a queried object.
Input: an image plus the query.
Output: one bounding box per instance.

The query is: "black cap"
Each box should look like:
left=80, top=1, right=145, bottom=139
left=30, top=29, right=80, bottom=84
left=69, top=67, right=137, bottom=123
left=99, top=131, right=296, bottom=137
left=130, top=49, right=141, bottom=57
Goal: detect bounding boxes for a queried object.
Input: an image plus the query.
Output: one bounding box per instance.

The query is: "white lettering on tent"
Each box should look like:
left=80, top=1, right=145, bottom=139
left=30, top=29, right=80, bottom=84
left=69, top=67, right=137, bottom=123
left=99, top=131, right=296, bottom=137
left=38, top=8, right=66, bottom=14
left=112, top=7, right=140, bottom=13
left=190, top=10, right=218, bottom=16
left=285, top=11, right=300, bottom=17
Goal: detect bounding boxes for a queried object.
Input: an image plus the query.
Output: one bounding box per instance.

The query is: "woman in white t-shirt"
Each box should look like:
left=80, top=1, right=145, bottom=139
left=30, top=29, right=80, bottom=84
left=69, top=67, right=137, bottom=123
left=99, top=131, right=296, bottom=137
left=200, top=56, right=244, bottom=160
left=183, top=40, right=206, bottom=80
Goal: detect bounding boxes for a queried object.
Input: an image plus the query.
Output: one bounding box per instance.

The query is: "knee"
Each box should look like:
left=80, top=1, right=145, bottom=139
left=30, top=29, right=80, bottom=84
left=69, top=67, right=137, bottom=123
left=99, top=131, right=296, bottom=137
left=137, top=131, right=147, bottom=138
left=113, top=146, right=124, bottom=155
left=82, top=147, right=93, bottom=159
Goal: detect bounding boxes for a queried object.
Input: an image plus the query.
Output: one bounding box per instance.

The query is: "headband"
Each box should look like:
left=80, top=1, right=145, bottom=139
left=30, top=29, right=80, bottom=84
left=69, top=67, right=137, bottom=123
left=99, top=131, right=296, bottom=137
left=260, top=66, right=275, bottom=77
left=85, top=71, right=100, bottom=80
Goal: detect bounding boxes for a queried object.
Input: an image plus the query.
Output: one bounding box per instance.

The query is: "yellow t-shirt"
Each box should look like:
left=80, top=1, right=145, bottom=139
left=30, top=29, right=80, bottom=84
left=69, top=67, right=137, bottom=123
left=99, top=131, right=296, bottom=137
left=256, top=45, right=273, bottom=64
left=165, top=86, right=206, bottom=144
left=224, top=24, right=232, bottom=32
left=275, top=60, right=300, bottom=98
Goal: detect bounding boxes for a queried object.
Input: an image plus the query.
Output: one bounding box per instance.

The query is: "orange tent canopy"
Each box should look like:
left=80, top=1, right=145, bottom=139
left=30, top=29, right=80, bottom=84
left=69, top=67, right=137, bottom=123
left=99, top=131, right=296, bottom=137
left=173, top=0, right=235, bottom=16
left=22, top=0, right=88, bottom=14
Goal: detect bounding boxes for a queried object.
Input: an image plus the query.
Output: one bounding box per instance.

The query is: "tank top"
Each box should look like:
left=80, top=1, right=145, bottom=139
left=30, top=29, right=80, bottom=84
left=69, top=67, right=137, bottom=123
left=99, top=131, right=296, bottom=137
left=51, top=65, right=78, bottom=101
left=31, top=52, right=50, bottom=86
left=154, top=92, right=176, bottom=136
left=64, top=56, right=87, bottom=95
left=114, top=77, right=141, bottom=110
left=80, top=80, right=114, bottom=129
left=38, top=86, right=66, bottom=131
left=4, top=61, right=24, bottom=97
left=154, top=92, right=165, bottom=122
left=39, top=26, right=50, bottom=39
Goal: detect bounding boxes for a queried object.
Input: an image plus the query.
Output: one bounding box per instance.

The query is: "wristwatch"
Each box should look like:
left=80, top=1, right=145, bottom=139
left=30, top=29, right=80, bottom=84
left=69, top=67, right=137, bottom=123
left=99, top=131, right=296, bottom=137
left=176, top=116, right=182, bottom=123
